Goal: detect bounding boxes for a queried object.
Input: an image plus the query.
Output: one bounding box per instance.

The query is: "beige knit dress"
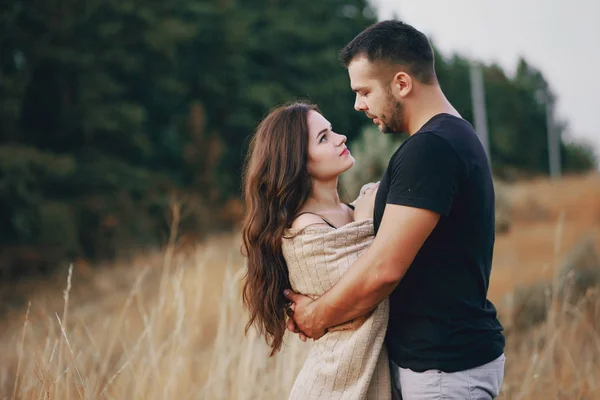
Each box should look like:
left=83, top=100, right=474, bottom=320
left=282, top=219, right=391, bottom=400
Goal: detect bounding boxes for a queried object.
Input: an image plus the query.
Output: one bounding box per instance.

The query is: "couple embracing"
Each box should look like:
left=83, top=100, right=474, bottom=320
left=242, top=20, right=505, bottom=400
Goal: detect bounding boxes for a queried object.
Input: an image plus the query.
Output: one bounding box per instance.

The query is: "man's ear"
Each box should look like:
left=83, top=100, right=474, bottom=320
left=391, top=71, right=412, bottom=98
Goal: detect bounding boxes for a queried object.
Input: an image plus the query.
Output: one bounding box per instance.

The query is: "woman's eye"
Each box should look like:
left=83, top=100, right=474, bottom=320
left=320, top=135, right=327, bottom=143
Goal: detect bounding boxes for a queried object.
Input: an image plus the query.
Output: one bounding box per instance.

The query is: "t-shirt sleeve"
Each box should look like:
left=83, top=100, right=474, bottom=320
left=386, top=132, right=465, bottom=217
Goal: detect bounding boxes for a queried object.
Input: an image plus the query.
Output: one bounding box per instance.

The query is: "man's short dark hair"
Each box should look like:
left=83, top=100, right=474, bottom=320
left=340, top=20, right=436, bottom=84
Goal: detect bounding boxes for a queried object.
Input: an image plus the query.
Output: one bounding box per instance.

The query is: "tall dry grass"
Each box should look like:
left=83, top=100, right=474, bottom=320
left=1, top=174, right=599, bottom=399
left=0, top=233, right=312, bottom=400
left=1, top=232, right=598, bottom=400
left=500, top=212, right=600, bottom=399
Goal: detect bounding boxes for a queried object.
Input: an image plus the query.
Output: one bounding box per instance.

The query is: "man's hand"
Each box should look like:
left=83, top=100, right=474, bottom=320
left=285, top=304, right=308, bottom=342
left=284, top=289, right=327, bottom=340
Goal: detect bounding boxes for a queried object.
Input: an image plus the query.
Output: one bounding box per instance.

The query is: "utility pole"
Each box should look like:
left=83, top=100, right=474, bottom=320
left=469, top=62, right=491, bottom=164
left=545, top=91, right=561, bottom=179
left=537, top=88, right=562, bottom=179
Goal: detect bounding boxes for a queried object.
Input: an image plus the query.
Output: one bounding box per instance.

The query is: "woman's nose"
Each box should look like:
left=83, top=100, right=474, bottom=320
left=335, top=133, right=347, bottom=146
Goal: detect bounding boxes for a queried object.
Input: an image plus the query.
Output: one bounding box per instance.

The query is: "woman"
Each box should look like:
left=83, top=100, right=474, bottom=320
left=241, top=102, right=390, bottom=399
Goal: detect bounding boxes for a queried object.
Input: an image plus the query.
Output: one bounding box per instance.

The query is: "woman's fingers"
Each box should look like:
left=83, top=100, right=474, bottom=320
left=360, top=181, right=380, bottom=195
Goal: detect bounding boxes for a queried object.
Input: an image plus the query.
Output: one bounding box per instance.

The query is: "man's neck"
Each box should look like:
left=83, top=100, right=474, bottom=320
left=405, top=85, right=461, bottom=135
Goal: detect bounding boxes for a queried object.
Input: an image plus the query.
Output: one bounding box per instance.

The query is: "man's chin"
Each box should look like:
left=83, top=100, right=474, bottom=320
left=374, top=122, right=388, bottom=133
left=374, top=119, right=400, bottom=134
left=382, top=123, right=406, bottom=134
left=382, top=125, right=394, bottom=134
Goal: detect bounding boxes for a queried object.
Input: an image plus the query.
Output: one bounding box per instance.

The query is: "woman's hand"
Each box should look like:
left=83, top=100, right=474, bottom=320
left=353, top=182, right=379, bottom=221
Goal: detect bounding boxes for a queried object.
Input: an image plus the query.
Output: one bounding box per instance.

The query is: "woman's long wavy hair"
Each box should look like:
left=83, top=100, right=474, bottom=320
left=241, top=102, right=318, bottom=356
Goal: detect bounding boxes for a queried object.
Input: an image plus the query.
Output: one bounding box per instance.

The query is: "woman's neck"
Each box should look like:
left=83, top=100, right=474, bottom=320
left=305, top=179, right=341, bottom=211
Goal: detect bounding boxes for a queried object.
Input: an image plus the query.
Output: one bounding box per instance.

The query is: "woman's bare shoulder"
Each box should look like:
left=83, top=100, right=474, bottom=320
left=290, top=213, right=329, bottom=230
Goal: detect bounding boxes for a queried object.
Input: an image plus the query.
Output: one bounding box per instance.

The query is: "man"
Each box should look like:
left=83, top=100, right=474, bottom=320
left=284, top=20, right=505, bottom=399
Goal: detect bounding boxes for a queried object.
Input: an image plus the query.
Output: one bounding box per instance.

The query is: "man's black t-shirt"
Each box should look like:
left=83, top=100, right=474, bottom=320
left=374, top=113, right=505, bottom=373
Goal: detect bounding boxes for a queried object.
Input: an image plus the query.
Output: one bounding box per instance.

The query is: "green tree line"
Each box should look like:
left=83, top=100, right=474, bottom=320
left=0, top=0, right=595, bottom=279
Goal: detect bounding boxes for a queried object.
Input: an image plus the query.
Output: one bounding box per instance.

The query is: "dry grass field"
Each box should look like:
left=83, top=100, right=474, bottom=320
left=1, top=173, right=599, bottom=399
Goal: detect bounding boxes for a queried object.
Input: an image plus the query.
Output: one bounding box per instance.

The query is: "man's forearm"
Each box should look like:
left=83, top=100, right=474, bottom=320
left=307, top=204, right=440, bottom=333
left=311, top=249, right=399, bottom=330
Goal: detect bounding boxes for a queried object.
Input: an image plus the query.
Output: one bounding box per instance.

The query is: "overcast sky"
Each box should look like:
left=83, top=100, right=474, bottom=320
left=371, top=0, right=599, bottom=159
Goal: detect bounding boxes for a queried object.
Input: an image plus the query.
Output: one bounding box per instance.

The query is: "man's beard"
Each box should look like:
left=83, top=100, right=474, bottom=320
left=380, top=95, right=405, bottom=134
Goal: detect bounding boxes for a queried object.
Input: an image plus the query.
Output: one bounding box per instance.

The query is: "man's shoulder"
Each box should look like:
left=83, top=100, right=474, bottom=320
left=392, top=128, right=458, bottom=159
left=410, top=115, right=485, bottom=165
left=430, top=115, right=480, bottom=145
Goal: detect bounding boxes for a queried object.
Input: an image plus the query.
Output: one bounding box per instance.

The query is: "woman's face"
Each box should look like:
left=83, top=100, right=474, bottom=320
left=306, top=110, right=354, bottom=181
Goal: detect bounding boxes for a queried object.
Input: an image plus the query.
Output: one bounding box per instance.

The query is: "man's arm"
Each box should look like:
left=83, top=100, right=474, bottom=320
left=286, top=133, right=463, bottom=338
left=286, top=203, right=439, bottom=337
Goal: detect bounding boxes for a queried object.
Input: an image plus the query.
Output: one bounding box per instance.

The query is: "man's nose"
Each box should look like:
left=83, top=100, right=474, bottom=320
left=354, top=95, right=366, bottom=112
